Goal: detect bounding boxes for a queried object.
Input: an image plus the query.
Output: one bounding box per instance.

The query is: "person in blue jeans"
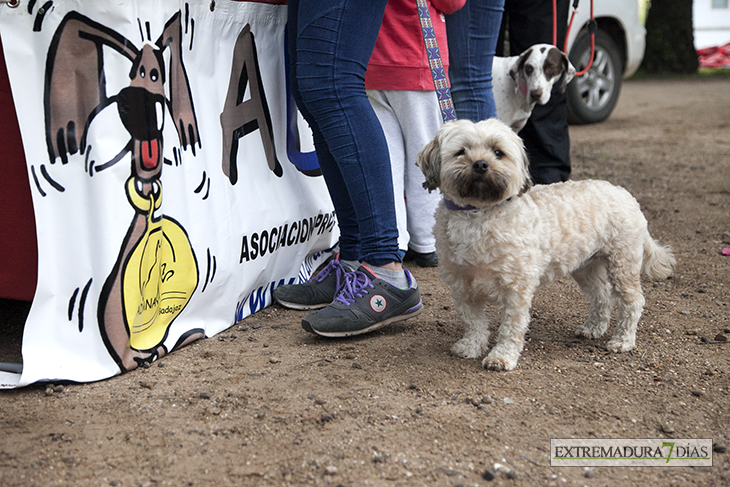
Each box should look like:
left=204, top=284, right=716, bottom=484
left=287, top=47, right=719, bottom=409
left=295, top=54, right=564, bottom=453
left=445, top=0, right=505, bottom=122
left=273, top=0, right=423, bottom=337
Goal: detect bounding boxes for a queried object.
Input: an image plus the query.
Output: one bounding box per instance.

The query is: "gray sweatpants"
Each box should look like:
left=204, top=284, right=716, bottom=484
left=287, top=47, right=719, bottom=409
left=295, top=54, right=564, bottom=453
left=367, top=89, right=442, bottom=254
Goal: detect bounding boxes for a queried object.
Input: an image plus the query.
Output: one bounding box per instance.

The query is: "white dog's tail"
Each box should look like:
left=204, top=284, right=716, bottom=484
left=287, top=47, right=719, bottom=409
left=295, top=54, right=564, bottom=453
left=642, top=236, right=676, bottom=280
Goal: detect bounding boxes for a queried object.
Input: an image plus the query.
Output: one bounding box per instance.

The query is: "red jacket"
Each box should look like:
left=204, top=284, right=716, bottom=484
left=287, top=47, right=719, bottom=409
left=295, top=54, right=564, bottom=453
left=365, top=0, right=465, bottom=91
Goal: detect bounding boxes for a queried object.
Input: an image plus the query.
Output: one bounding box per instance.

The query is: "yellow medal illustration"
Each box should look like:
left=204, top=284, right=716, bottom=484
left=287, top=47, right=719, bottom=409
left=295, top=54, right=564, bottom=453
left=122, top=177, right=198, bottom=351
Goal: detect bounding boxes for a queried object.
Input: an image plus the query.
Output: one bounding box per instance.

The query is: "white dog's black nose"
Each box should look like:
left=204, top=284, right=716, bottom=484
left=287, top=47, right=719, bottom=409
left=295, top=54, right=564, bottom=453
left=472, top=160, right=489, bottom=174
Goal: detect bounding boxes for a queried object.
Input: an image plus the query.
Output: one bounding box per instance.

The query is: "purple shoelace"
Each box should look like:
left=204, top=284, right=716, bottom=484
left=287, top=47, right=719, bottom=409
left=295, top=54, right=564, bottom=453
left=335, top=271, right=374, bottom=306
left=313, top=259, right=349, bottom=294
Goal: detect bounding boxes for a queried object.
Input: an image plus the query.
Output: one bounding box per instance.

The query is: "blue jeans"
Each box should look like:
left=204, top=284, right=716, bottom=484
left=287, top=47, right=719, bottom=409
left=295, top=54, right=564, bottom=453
left=445, top=0, right=505, bottom=122
left=287, top=0, right=399, bottom=266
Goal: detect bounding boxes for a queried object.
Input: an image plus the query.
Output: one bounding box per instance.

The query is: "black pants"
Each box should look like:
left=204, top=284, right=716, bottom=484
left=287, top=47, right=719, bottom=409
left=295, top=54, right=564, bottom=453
left=499, top=0, right=571, bottom=184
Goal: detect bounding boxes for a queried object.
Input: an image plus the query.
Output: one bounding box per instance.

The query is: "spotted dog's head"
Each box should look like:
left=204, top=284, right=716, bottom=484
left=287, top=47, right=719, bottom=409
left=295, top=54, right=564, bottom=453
left=509, top=44, right=576, bottom=106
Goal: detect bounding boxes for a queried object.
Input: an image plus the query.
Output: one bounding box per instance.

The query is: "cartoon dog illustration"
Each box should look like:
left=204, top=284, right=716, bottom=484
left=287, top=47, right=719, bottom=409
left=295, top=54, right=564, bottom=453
left=43, top=11, right=204, bottom=371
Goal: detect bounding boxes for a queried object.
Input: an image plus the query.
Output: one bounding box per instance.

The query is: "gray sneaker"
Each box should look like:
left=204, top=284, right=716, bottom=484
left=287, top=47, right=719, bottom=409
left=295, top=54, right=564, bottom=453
left=273, top=257, right=353, bottom=310
left=301, top=265, right=422, bottom=337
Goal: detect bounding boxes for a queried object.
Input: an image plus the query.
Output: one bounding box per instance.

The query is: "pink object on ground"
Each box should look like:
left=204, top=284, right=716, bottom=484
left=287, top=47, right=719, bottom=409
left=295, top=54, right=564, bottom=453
left=697, top=43, right=730, bottom=69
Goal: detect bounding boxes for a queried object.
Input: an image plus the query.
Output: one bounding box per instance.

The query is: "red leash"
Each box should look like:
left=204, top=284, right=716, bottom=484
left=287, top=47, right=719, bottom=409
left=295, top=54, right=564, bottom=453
left=556, top=0, right=595, bottom=76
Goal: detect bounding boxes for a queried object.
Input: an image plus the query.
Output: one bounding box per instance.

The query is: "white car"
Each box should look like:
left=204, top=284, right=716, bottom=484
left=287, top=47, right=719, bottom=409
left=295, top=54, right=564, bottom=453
left=564, top=0, right=646, bottom=124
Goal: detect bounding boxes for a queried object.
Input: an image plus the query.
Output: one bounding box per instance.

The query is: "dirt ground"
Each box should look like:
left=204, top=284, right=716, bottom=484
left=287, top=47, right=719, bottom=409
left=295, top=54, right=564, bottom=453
left=1, top=76, right=730, bottom=487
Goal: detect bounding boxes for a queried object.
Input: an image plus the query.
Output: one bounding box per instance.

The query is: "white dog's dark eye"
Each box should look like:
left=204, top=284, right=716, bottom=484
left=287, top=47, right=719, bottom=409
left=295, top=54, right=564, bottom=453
left=455, top=148, right=466, bottom=157
left=494, top=149, right=504, bottom=159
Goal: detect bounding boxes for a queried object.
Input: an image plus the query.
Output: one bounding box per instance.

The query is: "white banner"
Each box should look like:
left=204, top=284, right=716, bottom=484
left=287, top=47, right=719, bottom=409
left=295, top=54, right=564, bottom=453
left=0, top=0, right=337, bottom=387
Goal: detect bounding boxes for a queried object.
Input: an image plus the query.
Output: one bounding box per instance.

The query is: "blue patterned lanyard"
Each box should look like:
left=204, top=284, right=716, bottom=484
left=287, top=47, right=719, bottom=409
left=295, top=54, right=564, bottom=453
left=416, top=0, right=456, bottom=122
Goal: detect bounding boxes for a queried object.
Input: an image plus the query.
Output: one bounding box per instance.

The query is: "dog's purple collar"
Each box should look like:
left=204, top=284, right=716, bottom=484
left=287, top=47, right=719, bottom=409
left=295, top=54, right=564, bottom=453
left=443, top=198, right=477, bottom=211
left=443, top=197, right=513, bottom=211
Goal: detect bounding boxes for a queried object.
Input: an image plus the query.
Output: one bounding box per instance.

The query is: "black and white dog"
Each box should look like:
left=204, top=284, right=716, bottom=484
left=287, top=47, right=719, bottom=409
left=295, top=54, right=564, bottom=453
left=492, top=43, right=575, bottom=132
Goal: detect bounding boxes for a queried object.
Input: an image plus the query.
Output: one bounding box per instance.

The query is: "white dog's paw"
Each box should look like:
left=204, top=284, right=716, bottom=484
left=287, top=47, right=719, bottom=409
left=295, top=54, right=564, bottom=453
left=451, top=338, right=488, bottom=359
left=482, top=349, right=519, bottom=371
left=575, top=321, right=608, bottom=339
left=606, top=338, right=636, bottom=353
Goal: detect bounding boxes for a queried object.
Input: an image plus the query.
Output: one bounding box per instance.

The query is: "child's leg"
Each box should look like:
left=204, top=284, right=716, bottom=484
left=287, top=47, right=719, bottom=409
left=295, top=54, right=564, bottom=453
left=388, top=90, right=442, bottom=254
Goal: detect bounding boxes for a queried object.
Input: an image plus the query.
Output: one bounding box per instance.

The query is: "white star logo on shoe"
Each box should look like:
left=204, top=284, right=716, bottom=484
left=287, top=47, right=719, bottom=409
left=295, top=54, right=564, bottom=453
left=370, top=295, right=386, bottom=312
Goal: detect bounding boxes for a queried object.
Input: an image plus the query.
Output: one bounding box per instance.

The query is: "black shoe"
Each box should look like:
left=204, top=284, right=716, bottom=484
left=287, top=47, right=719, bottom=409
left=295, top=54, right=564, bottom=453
left=301, top=265, right=422, bottom=337
left=404, top=249, right=438, bottom=267
left=272, top=257, right=354, bottom=310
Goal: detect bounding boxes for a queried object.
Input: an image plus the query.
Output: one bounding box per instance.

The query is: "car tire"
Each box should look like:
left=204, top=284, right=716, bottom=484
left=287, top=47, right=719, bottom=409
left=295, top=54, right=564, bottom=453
left=566, top=29, right=623, bottom=125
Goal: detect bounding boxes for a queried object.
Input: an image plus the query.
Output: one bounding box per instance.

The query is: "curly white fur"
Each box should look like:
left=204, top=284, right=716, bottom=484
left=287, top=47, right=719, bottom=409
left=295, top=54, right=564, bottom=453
left=416, top=119, right=676, bottom=371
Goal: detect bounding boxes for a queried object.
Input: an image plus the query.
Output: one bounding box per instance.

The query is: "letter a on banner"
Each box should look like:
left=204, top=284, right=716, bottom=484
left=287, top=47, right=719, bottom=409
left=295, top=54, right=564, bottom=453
left=220, top=23, right=281, bottom=184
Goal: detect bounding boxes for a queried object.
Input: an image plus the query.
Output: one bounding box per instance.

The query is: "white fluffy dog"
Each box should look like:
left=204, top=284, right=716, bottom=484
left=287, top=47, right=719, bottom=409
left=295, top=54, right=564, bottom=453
left=416, top=119, right=675, bottom=371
